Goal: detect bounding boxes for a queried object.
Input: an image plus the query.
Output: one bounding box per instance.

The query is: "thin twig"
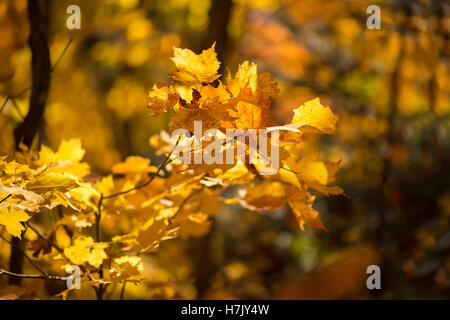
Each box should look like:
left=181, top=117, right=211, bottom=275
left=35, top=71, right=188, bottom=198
left=26, top=221, right=95, bottom=281
left=26, top=221, right=63, bottom=253
left=51, top=37, right=74, bottom=72
left=92, top=138, right=182, bottom=298
left=0, top=194, right=12, bottom=204
left=0, top=96, right=9, bottom=114
left=0, top=233, right=48, bottom=276
left=0, top=36, right=75, bottom=115
left=95, top=194, right=103, bottom=242
left=9, top=97, right=25, bottom=119
left=0, top=268, right=67, bottom=281
left=103, top=137, right=181, bottom=200
left=95, top=194, right=105, bottom=300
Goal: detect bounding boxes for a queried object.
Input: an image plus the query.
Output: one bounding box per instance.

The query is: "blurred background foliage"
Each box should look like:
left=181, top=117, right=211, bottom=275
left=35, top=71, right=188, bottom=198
left=0, top=0, right=449, bottom=299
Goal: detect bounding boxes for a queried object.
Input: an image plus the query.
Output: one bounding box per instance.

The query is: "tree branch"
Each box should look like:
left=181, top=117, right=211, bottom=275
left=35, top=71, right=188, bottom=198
left=0, top=194, right=12, bottom=204
left=0, top=268, right=67, bottom=281
left=94, top=194, right=105, bottom=300
left=26, top=221, right=95, bottom=280
left=26, top=221, right=63, bottom=253
left=9, top=0, right=51, bottom=286
left=0, top=36, right=74, bottom=117
left=102, top=137, right=180, bottom=200
left=0, top=233, right=48, bottom=277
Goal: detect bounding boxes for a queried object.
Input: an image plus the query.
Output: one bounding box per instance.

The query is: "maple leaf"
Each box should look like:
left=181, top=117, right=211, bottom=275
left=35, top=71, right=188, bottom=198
left=174, top=212, right=211, bottom=238
left=168, top=189, right=220, bottom=238
left=257, top=72, right=280, bottom=100
left=0, top=206, right=30, bottom=238
left=0, top=160, right=32, bottom=176
left=66, top=183, right=99, bottom=211
left=149, top=131, right=175, bottom=155
left=113, top=218, right=179, bottom=253
left=26, top=172, right=79, bottom=194
left=109, top=256, right=144, bottom=283
left=289, top=152, right=343, bottom=195
left=240, top=181, right=287, bottom=211
left=291, top=98, right=338, bottom=134
left=37, top=139, right=90, bottom=178
left=198, top=83, right=231, bottom=104
left=0, top=183, right=44, bottom=204
left=224, top=62, right=279, bottom=129
left=231, top=100, right=267, bottom=129
left=169, top=105, right=235, bottom=133
left=63, top=236, right=107, bottom=268
left=170, top=43, right=221, bottom=85
left=286, top=186, right=326, bottom=231
left=112, top=156, right=157, bottom=175
left=226, top=61, right=258, bottom=98
left=148, top=83, right=180, bottom=116
left=214, top=164, right=255, bottom=185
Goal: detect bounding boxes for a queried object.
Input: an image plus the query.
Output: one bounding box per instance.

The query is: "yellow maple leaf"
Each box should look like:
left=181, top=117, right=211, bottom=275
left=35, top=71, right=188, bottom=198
left=242, top=181, right=287, bottom=211
left=225, top=61, right=279, bottom=102
left=37, top=139, right=90, bottom=178
left=224, top=62, right=278, bottom=129
left=169, top=104, right=234, bottom=133
left=286, top=186, right=325, bottom=231
left=26, top=172, right=79, bottom=193
left=172, top=212, right=211, bottom=238
left=0, top=183, right=44, bottom=204
left=109, top=256, right=144, bottom=283
left=67, top=183, right=99, bottom=211
left=214, top=164, right=255, bottom=185
left=290, top=152, right=343, bottom=195
left=0, top=206, right=30, bottom=238
left=1, top=160, right=32, bottom=176
left=113, top=218, right=178, bottom=253
left=199, top=83, right=231, bottom=104
left=226, top=61, right=258, bottom=97
left=112, top=156, right=157, bottom=175
left=148, top=83, right=180, bottom=116
left=231, top=100, right=267, bottom=129
left=257, top=72, right=280, bottom=100
left=170, top=43, right=221, bottom=85
left=63, top=236, right=107, bottom=268
left=291, top=98, right=338, bottom=134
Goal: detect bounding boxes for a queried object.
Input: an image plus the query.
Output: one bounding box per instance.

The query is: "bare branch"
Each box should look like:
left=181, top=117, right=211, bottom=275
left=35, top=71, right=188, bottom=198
left=95, top=194, right=105, bottom=300
left=0, top=36, right=74, bottom=116
left=0, top=268, right=67, bottom=281
left=26, top=221, right=63, bottom=253
left=51, top=37, right=74, bottom=72
left=0, top=233, right=48, bottom=277
left=0, top=194, right=12, bottom=204
left=26, top=222, right=97, bottom=283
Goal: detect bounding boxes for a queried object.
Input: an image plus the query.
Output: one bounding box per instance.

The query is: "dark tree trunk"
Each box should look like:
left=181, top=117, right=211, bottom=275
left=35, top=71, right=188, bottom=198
left=193, top=0, right=233, bottom=298
left=13, top=0, right=51, bottom=149
left=9, top=0, right=51, bottom=285
left=201, top=0, right=233, bottom=73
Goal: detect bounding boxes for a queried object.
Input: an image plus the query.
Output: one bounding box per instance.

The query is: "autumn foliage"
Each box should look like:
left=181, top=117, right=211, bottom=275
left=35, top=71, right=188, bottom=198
left=1, top=0, right=448, bottom=300
left=0, top=44, right=340, bottom=299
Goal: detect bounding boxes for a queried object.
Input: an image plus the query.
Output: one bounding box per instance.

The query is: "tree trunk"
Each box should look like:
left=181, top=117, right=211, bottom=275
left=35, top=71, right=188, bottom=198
left=201, top=0, right=233, bottom=73
left=193, top=0, right=233, bottom=298
left=9, top=0, right=51, bottom=285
